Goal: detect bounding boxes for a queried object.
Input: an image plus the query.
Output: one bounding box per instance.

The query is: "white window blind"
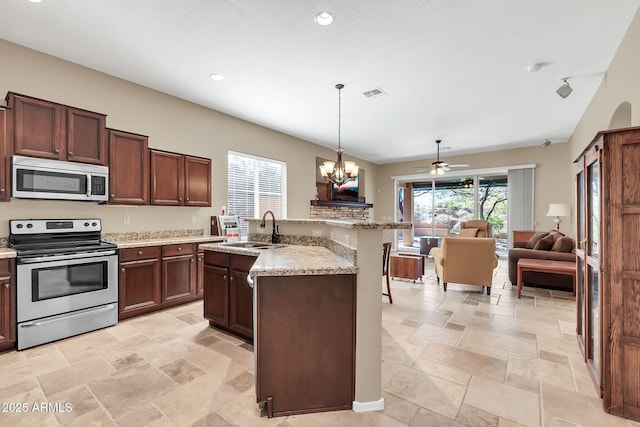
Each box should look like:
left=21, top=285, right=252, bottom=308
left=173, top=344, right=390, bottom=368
left=228, top=151, right=287, bottom=237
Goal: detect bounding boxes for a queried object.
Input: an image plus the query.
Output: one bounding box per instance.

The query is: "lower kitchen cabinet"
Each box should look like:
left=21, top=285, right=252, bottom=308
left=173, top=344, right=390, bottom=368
left=0, top=259, right=15, bottom=352
left=118, top=246, right=162, bottom=320
left=161, top=244, right=196, bottom=302
left=255, top=273, right=356, bottom=417
left=203, top=251, right=257, bottom=340
left=118, top=243, right=202, bottom=320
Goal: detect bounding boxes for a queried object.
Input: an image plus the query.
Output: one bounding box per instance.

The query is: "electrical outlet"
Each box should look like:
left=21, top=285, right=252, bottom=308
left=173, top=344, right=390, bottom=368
left=312, top=229, right=322, bottom=237
left=123, top=215, right=130, bottom=225
left=191, top=215, right=197, bottom=224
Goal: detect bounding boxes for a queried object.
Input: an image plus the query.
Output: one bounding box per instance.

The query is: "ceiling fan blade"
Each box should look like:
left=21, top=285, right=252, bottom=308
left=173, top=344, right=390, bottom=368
left=447, top=164, right=469, bottom=168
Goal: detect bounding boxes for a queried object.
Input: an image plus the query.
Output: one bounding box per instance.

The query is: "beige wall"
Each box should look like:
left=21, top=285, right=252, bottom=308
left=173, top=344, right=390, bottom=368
left=569, top=8, right=640, bottom=157
left=375, top=142, right=574, bottom=236
left=0, top=39, right=376, bottom=237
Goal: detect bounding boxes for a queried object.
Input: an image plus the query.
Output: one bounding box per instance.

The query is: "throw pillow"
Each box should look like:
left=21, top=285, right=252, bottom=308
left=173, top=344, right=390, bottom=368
left=460, top=228, right=479, bottom=237
left=533, top=235, right=555, bottom=251
left=551, top=236, right=574, bottom=253
left=526, top=232, right=549, bottom=249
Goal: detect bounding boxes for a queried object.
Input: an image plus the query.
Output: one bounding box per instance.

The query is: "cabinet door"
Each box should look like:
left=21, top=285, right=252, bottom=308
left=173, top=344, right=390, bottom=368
left=118, top=259, right=161, bottom=320
left=184, top=156, right=211, bottom=206
left=108, top=129, right=149, bottom=204
left=203, top=265, right=229, bottom=327
left=0, top=107, right=9, bottom=202
left=162, top=254, right=196, bottom=302
left=150, top=150, right=184, bottom=205
left=196, top=251, right=205, bottom=295
left=10, top=94, right=65, bottom=160
left=0, top=260, right=15, bottom=350
left=66, top=108, right=106, bottom=165
left=229, top=269, right=253, bottom=339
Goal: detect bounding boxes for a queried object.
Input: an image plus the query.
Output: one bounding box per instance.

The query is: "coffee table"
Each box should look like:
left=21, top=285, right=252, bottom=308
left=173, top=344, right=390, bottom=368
left=517, top=258, right=576, bottom=298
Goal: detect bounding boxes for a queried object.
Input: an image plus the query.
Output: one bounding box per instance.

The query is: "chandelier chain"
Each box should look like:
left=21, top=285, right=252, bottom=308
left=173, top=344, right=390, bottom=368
left=337, top=84, right=342, bottom=150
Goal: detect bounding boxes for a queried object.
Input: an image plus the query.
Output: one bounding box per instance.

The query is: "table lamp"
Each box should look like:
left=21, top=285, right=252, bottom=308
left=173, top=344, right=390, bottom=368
left=546, top=203, right=571, bottom=231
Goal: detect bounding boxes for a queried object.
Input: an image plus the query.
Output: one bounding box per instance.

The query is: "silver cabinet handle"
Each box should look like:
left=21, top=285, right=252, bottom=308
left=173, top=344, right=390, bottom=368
left=138, top=250, right=143, bottom=255
left=4, top=283, right=9, bottom=289
left=223, top=275, right=227, bottom=280
left=186, top=197, right=190, bottom=201
left=54, top=148, right=60, bottom=153
left=68, top=151, right=74, bottom=155
left=177, top=247, right=182, bottom=251
left=121, top=268, right=125, bottom=272
left=0, top=189, right=4, bottom=193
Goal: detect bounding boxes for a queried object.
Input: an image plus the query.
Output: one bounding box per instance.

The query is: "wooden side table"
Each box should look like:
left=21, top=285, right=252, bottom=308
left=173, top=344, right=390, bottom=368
left=390, top=254, right=425, bottom=282
left=516, top=258, right=576, bottom=298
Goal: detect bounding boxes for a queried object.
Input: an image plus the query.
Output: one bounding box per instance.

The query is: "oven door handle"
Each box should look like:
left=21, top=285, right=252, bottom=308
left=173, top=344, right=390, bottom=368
left=20, top=304, right=117, bottom=328
left=18, top=250, right=117, bottom=264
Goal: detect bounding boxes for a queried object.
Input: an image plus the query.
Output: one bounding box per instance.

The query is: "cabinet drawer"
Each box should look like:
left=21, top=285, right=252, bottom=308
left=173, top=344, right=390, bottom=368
left=204, top=251, right=229, bottom=267
left=230, top=254, right=257, bottom=272
left=0, top=259, right=12, bottom=276
left=120, top=246, right=160, bottom=262
left=162, top=243, right=195, bottom=257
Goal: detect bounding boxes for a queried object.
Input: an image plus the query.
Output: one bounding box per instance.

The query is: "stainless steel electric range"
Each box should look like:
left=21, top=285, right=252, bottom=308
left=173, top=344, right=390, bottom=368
left=9, top=219, right=118, bottom=350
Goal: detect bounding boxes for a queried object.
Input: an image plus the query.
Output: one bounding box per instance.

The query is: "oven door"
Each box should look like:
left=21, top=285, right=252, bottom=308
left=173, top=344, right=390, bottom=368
left=16, top=251, right=118, bottom=323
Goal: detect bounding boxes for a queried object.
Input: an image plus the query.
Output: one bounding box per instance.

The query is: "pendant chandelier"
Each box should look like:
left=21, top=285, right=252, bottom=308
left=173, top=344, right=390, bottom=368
left=319, top=83, right=359, bottom=186
left=430, top=139, right=447, bottom=175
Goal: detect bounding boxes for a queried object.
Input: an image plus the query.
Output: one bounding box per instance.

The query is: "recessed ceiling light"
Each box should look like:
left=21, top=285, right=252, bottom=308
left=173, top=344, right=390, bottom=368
left=209, top=73, right=225, bottom=81
left=314, top=11, right=334, bottom=26
left=28, top=0, right=42, bottom=2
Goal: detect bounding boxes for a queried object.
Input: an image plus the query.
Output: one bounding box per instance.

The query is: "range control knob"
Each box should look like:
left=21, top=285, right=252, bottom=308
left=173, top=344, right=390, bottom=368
left=26, top=223, right=33, bottom=229
left=84, top=222, right=90, bottom=227
left=92, top=222, right=97, bottom=227
left=16, top=223, right=23, bottom=229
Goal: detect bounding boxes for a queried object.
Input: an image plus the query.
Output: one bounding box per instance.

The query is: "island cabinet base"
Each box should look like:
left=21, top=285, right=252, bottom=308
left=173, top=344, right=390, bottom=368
left=255, top=274, right=356, bottom=418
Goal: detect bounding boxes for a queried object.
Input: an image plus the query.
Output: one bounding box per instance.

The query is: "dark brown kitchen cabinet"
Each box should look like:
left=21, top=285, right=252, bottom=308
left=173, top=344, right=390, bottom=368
left=0, top=259, right=16, bottom=352
left=150, top=149, right=211, bottom=206
left=184, top=156, right=212, bottom=206
left=196, top=247, right=205, bottom=296
left=108, top=129, right=149, bottom=205
left=161, top=244, right=196, bottom=303
left=203, top=251, right=256, bottom=340
left=256, top=273, right=356, bottom=417
left=118, top=246, right=161, bottom=320
left=0, top=106, right=11, bottom=202
left=6, top=92, right=107, bottom=165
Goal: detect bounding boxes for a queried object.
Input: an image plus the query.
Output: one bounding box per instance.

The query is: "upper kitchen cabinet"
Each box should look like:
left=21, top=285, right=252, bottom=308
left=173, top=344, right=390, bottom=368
left=108, top=129, right=149, bottom=205
left=0, top=106, right=11, bottom=202
left=184, top=155, right=212, bottom=206
left=150, top=149, right=211, bottom=206
left=6, top=92, right=107, bottom=165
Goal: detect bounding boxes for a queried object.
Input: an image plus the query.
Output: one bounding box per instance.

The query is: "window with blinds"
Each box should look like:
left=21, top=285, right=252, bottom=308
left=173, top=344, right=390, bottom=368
left=227, top=151, right=287, bottom=237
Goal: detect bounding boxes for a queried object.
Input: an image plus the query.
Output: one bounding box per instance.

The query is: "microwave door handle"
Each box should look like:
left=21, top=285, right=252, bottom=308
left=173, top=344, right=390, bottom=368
left=86, top=173, right=92, bottom=197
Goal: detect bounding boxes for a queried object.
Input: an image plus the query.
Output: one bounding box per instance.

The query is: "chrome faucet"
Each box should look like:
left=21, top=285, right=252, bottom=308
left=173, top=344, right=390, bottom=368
left=260, top=210, right=279, bottom=243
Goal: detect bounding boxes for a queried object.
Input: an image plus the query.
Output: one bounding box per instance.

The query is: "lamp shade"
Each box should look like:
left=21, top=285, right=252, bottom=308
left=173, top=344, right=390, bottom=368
left=546, top=203, right=571, bottom=217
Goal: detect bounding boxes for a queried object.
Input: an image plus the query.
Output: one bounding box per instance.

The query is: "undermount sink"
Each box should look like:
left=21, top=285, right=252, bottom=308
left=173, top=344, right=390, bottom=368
left=221, top=241, right=283, bottom=249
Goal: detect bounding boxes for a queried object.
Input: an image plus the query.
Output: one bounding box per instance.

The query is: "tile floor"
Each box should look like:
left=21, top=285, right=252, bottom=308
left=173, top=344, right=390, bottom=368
left=0, top=259, right=638, bottom=426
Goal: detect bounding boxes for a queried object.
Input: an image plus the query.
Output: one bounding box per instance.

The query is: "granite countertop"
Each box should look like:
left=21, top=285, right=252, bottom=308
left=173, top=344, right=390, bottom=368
left=244, top=218, right=411, bottom=230
left=200, top=242, right=358, bottom=277
left=109, top=235, right=226, bottom=249
left=0, top=248, right=17, bottom=259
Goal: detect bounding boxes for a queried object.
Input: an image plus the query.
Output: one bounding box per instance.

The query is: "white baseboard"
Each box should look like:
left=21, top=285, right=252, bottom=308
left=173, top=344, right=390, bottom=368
left=352, top=397, right=384, bottom=412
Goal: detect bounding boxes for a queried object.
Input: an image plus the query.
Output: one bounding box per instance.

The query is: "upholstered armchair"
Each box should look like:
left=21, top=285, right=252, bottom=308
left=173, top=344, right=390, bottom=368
left=459, top=220, right=492, bottom=238
left=430, top=237, right=498, bottom=295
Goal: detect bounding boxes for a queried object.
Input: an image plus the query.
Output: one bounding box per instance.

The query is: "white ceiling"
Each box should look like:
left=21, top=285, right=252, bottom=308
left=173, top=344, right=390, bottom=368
left=1, top=1, right=639, bottom=164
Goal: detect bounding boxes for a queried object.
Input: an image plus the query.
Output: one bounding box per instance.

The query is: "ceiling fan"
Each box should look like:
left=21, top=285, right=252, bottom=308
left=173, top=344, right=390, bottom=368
left=414, top=139, right=469, bottom=175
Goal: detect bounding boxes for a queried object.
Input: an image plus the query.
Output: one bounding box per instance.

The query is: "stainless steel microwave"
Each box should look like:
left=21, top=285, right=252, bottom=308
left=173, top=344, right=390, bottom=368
left=12, top=155, right=109, bottom=202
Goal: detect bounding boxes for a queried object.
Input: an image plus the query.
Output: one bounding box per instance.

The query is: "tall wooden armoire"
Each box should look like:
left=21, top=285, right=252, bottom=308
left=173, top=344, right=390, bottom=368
left=574, top=126, right=640, bottom=421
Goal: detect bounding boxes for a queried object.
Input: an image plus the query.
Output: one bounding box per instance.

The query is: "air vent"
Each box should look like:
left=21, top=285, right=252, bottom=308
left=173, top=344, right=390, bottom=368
left=362, top=87, right=386, bottom=98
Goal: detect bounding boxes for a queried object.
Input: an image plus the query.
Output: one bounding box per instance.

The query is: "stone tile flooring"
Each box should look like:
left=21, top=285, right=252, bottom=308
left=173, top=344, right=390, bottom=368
left=0, top=259, right=638, bottom=426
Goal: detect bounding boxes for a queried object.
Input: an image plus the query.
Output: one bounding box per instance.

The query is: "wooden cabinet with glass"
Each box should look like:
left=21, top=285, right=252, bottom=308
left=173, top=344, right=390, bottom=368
left=574, top=126, right=640, bottom=421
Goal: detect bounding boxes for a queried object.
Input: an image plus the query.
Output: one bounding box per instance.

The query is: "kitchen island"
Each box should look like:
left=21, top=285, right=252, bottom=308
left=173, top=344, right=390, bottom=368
left=201, top=219, right=410, bottom=417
